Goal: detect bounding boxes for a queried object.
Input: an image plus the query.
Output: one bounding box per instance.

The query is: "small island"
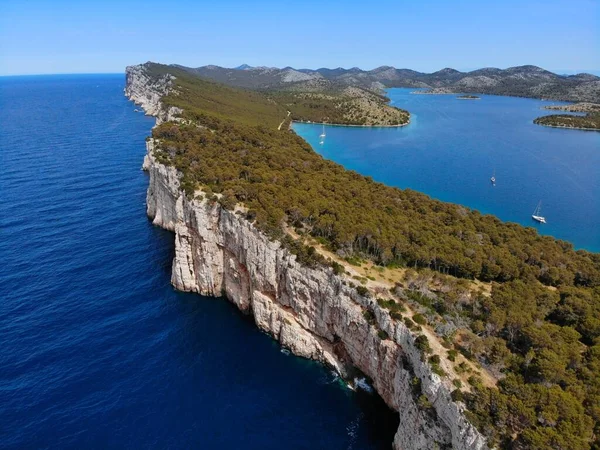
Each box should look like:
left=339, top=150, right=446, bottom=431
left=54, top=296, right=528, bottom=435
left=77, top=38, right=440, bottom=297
left=457, top=94, right=480, bottom=100
left=411, top=87, right=457, bottom=95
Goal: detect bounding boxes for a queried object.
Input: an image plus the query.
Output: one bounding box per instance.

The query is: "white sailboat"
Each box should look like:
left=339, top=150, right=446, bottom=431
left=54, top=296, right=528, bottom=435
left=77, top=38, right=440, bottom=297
left=532, top=201, right=546, bottom=224
left=490, top=169, right=496, bottom=185
left=319, top=124, right=326, bottom=145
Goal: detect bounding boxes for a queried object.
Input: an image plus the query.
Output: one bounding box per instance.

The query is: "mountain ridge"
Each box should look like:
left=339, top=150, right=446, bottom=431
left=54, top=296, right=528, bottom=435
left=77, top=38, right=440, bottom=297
left=177, top=63, right=600, bottom=102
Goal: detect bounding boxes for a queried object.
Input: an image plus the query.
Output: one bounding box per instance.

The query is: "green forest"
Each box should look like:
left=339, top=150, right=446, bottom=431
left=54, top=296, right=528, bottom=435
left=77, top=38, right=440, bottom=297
left=145, top=63, right=600, bottom=449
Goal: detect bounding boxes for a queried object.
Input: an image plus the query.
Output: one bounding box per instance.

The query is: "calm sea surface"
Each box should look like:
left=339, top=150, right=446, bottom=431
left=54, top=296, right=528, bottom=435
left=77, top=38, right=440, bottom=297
left=0, top=75, right=397, bottom=449
left=294, top=89, right=600, bottom=252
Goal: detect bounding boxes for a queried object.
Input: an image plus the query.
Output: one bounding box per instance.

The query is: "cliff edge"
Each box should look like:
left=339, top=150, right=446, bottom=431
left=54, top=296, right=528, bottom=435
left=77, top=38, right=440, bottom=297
left=125, top=63, right=489, bottom=450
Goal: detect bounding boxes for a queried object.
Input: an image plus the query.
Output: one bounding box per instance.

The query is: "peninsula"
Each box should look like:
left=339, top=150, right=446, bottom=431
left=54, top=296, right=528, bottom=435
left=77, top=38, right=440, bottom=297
left=534, top=102, right=600, bottom=130
left=126, top=62, right=600, bottom=450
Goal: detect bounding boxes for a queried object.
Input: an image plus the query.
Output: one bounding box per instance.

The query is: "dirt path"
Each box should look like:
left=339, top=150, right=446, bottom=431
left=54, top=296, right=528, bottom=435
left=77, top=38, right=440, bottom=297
left=277, top=110, right=291, bottom=130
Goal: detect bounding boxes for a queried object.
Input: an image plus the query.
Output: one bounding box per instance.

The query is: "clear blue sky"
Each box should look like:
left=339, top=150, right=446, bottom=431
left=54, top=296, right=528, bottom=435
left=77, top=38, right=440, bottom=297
left=1, top=0, right=598, bottom=75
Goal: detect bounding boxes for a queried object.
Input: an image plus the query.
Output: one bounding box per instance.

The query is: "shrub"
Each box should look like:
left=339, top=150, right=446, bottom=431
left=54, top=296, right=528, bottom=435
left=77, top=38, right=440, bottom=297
left=451, top=388, right=464, bottom=402
left=429, top=355, right=441, bottom=365
left=413, top=313, right=427, bottom=325
left=429, top=354, right=446, bottom=376
left=356, top=285, right=370, bottom=297
left=363, top=309, right=376, bottom=325
left=455, top=362, right=469, bottom=374
left=378, top=330, right=389, bottom=340
left=377, top=297, right=406, bottom=313
left=344, top=256, right=362, bottom=266
left=432, top=365, right=446, bottom=377
left=417, top=394, right=432, bottom=409
left=467, top=375, right=482, bottom=388
left=415, top=335, right=432, bottom=354
left=404, top=317, right=416, bottom=330
left=331, top=261, right=345, bottom=275
left=447, top=349, right=458, bottom=362
left=390, top=311, right=403, bottom=321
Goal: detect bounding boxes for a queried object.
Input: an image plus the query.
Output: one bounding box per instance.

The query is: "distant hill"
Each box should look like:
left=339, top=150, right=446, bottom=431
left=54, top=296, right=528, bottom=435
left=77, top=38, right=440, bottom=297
left=179, top=64, right=600, bottom=103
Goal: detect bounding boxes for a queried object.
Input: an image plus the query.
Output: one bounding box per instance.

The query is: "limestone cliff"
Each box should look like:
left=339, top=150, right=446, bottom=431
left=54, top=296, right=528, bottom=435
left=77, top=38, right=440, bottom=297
left=125, top=64, right=489, bottom=450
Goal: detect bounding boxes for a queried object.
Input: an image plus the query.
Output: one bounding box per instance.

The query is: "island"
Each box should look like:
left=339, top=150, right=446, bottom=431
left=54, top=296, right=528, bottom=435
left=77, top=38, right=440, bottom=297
left=457, top=94, right=480, bottom=100
left=411, top=87, right=458, bottom=95
left=126, top=62, right=600, bottom=450
left=533, top=102, right=600, bottom=130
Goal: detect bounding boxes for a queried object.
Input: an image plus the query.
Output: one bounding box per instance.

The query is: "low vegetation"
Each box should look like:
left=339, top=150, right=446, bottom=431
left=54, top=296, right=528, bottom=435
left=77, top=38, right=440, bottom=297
left=143, top=63, right=600, bottom=449
left=534, top=112, right=600, bottom=130
left=543, top=102, right=600, bottom=113
left=269, top=88, right=409, bottom=126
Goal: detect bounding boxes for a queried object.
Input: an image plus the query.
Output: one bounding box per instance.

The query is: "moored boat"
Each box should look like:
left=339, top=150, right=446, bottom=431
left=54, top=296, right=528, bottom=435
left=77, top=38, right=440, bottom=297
left=532, top=201, right=546, bottom=223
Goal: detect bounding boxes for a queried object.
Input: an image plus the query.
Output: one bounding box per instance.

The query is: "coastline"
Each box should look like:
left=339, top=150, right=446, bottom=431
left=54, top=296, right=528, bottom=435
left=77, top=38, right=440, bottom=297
left=410, top=91, right=457, bottom=95
left=291, top=119, right=410, bottom=129
left=533, top=122, right=600, bottom=132
left=124, top=64, right=489, bottom=450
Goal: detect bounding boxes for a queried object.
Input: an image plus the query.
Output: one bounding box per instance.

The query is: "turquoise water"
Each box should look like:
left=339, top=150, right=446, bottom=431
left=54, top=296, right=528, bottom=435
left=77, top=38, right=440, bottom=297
left=0, top=75, right=397, bottom=449
left=293, top=89, right=600, bottom=252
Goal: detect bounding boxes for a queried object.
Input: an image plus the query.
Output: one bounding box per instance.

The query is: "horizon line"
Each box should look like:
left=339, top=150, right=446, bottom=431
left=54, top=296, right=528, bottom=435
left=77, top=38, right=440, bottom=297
left=2, top=66, right=599, bottom=78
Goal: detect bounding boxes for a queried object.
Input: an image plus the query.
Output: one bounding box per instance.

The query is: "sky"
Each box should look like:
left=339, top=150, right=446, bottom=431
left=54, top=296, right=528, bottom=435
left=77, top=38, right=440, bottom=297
left=1, top=0, right=598, bottom=76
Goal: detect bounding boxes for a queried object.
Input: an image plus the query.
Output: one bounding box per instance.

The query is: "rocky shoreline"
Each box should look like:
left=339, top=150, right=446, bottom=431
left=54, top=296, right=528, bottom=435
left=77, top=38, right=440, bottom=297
left=533, top=122, right=600, bottom=132
left=411, top=87, right=458, bottom=95
left=125, top=63, right=489, bottom=450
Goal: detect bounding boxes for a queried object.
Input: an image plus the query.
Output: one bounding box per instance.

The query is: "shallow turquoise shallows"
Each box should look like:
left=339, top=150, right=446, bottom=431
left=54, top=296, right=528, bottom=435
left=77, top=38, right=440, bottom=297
left=293, top=89, right=600, bottom=252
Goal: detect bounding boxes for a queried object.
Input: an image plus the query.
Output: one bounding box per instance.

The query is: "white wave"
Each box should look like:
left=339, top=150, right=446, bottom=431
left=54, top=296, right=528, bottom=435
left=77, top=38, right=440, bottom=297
left=353, top=377, right=374, bottom=393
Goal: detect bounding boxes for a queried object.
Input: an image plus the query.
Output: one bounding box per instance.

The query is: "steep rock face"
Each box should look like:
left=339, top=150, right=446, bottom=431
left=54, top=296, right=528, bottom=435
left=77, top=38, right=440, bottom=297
left=126, top=64, right=489, bottom=450
left=125, top=64, right=181, bottom=120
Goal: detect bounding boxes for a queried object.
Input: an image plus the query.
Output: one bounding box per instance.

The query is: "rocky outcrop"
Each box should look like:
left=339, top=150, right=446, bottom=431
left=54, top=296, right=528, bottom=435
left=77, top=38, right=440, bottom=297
left=125, top=64, right=182, bottom=121
left=126, top=64, right=490, bottom=450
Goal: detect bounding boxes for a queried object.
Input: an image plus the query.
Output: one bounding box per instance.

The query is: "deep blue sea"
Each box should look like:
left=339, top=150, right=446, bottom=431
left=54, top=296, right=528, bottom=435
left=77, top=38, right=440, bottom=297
left=294, top=89, right=600, bottom=252
left=0, top=75, right=397, bottom=449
